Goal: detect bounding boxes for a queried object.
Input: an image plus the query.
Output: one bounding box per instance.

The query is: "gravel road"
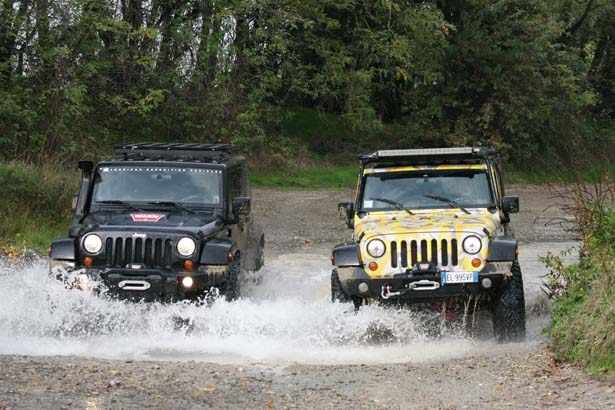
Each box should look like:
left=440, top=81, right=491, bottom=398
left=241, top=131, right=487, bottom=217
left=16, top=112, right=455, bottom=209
left=1, top=185, right=613, bottom=410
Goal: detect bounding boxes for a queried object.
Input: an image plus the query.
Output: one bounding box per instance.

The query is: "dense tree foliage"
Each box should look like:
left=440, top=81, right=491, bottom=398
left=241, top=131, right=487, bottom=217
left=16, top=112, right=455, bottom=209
left=0, top=0, right=613, bottom=164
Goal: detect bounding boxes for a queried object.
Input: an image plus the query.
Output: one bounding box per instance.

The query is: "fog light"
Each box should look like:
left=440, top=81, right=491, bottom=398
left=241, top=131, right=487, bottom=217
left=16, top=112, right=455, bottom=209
left=181, top=276, right=194, bottom=289
left=471, top=258, right=481, bottom=268
left=481, top=277, right=492, bottom=289
left=368, top=262, right=379, bottom=271
left=358, top=282, right=369, bottom=294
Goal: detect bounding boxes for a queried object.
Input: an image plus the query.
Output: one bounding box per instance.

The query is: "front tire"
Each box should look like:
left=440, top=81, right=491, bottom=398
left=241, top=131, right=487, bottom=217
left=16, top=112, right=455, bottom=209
left=331, top=269, right=362, bottom=310
left=223, top=256, right=241, bottom=302
left=492, top=260, right=526, bottom=342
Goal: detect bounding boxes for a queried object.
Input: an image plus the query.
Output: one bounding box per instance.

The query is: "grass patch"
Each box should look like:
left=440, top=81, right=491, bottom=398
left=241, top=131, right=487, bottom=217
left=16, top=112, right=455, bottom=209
left=251, top=165, right=358, bottom=190
left=0, top=161, right=76, bottom=254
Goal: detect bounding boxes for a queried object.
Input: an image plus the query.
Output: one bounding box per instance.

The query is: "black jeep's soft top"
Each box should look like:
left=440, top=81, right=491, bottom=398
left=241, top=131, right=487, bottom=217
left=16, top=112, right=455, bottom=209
left=49, top=143, right=264, bottom=302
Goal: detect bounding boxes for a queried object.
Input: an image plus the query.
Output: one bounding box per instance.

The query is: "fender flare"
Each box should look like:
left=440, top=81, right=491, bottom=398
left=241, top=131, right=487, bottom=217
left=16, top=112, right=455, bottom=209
left=49, top=237, right=76, bottom=261
left=487, top=236, right=518, bottom=261
left=200, top=239, right=237, bottom=265
left=332, top=244, right=362, bottom=267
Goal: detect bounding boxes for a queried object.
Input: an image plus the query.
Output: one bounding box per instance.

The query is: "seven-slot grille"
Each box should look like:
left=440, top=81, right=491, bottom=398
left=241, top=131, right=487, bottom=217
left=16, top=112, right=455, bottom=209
left=389, top=239, right=459, bottom=268
left=102, top=236, right=175, bottom=268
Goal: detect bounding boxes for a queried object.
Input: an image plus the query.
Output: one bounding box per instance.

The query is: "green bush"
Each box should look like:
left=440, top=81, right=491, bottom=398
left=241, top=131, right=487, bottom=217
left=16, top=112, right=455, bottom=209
left=0, top=162, right=78, bottom=253
left=548, top=206, right=615, bottom=371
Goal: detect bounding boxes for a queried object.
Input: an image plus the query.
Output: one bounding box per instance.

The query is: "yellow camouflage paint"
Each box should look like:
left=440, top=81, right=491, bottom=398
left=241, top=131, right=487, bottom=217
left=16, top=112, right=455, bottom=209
left=355, top=164, right=500, bottom=278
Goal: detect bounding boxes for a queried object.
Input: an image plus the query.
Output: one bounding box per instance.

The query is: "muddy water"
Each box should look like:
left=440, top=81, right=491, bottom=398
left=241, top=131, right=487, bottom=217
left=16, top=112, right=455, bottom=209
left=0, top=241, right=577, bottom=365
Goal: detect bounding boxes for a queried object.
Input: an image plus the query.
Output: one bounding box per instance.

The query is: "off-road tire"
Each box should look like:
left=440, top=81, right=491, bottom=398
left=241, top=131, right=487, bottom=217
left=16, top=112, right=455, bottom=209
left=492, top=260, right=526, bottom=342
left=331, top=269, right=362, bottom=310
left=331, top=269, right=350, bottom=303
left=223, top=256, right=241, bottom=302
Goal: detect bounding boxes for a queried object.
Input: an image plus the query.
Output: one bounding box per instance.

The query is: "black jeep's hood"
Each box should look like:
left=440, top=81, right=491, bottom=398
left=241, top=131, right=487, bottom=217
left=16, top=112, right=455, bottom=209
left=80, top=211, right=224, bottom=236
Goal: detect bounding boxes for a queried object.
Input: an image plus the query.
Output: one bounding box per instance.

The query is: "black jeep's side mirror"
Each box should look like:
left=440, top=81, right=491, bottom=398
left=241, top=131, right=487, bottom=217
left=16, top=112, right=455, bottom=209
left=338, top=202, right=355, bottom=229
left=232, top=197, right=251, bottom=217
left=502, top=195, right=519, bottom=214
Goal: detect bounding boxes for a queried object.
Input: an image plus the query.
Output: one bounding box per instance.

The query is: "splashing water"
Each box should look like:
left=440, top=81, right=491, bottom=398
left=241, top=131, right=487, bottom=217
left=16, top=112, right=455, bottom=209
left=0, top=245, right=571, bottom=365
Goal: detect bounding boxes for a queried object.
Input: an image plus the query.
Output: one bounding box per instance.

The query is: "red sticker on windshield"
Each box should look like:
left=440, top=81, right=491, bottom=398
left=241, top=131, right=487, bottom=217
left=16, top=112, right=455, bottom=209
left=130, top=213, right=165, bottom=222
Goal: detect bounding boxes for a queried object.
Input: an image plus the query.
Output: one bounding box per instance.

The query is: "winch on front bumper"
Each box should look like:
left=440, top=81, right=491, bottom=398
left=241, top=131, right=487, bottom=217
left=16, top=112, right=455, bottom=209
left=335, top=261, right=513, bottom=301
left=55, top=265, right=231, bottom=302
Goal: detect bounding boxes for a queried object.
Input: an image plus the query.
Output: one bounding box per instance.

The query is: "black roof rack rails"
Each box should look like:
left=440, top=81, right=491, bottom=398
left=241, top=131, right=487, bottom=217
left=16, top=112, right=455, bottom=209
left=358, top=147, right=499, bottom=162
left=113, top=142, right=239, bottom=160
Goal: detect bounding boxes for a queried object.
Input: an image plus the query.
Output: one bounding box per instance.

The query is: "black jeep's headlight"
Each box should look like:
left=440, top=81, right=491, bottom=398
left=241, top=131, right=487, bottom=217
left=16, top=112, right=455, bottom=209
left=366, top=239, right=386, bottom=258
left=177, top=237, right=196, bottom=257
left=83, top=234, right=103, bottom=254
left=462, top=235, right=482, bottom=254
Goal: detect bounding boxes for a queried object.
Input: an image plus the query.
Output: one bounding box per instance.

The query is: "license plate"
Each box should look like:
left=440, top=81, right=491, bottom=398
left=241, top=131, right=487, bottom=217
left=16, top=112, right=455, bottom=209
left=441, top=271, right=478, bottom=284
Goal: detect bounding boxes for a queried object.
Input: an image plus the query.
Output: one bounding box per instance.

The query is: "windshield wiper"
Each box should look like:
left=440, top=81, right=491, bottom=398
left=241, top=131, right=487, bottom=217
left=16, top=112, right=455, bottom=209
left=147, top=201, right=197, bottom=214
left=423, top=195, right=470, bottom=214
left=95, top=200, right=144, bottom=212
left=369, top=197, right=414, bottom=215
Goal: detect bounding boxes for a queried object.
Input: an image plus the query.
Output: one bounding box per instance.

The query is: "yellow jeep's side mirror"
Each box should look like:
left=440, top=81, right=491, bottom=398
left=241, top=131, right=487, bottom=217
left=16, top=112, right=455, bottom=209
left=338, top=202, right=354, bottom=229
left=503, top=195, right=519, bottom=214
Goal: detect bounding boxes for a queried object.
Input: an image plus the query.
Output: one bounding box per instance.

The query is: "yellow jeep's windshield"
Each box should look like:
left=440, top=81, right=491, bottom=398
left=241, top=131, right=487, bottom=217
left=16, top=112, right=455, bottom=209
left=360, top=166, right=495, bottom=212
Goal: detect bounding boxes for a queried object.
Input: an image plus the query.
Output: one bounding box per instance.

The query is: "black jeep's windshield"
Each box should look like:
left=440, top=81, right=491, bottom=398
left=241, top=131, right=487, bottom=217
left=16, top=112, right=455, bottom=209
left=360, top=169, right=494, bottom=212
left=91, top=166, right=223, bottom=208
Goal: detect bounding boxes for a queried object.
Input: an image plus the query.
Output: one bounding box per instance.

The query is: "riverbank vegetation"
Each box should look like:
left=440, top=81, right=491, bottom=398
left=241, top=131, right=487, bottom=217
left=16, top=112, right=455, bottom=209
left=544, top=173, right=615, bottom=372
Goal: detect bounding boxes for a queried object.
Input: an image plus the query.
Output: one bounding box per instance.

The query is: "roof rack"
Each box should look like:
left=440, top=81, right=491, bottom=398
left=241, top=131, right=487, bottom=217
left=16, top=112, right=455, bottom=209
left=113, top=142, right=239, bottom=161
left=359, top=147, right=498, bottom=162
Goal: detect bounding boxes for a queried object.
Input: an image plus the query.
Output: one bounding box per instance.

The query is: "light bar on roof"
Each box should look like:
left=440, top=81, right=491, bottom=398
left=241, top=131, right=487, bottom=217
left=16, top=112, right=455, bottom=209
left=376, top=147, right=477, bottom=157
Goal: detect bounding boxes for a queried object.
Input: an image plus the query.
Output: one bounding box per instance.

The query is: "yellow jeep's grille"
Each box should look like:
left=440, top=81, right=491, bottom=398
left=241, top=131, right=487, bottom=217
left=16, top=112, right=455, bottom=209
left=389, top=239, right=459, bottom=268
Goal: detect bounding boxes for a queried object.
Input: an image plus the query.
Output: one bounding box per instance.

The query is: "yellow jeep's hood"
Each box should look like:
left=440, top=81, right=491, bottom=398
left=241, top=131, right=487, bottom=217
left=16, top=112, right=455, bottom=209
left=355, top=209, right=500, bottom=239
left=354, top=209, right=501, bottom=278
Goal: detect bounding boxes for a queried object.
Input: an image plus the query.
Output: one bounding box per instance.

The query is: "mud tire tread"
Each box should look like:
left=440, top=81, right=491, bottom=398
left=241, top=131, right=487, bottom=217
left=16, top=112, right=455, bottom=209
left=493, top=260, right=526, bottom=342
left=331, top=269, right=351, bottom=303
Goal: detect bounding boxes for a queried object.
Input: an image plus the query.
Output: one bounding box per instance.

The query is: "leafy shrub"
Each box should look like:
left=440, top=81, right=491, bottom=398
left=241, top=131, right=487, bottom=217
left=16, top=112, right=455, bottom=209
left=546, top=177, right=615, bottom=371
left=0, top=162, right=78, bottom=252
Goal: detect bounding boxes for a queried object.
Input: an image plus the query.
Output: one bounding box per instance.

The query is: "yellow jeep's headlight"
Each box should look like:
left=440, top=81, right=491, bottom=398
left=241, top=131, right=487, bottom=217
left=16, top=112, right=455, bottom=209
left=366, top=239, right=386, bottom=258
left=462, top=235, right=482, bottom=254
left=177, top=237, right=196, bottom=257
left=83, top=234, right=103, bottom=254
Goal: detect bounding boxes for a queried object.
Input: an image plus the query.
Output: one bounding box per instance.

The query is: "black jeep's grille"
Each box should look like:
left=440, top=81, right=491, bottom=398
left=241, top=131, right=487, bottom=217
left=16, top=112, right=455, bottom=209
left=103, top=236, right=174, bottom=268
left=390, top=239, right=458, bottom=268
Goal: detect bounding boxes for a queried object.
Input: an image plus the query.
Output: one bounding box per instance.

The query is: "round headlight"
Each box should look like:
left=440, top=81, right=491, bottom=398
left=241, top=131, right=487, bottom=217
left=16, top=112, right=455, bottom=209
left=177, top=237, right=196, bottom=257
left=83, top=234, right=102, bottom=254
left=366, top=239, right=386, bottom=258
left=462, top=235, right=482, bottom=254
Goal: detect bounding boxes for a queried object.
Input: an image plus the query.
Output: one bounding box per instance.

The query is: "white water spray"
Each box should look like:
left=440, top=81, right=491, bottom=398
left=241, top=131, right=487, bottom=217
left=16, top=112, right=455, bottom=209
left=0, top=244, right=573, bottom=364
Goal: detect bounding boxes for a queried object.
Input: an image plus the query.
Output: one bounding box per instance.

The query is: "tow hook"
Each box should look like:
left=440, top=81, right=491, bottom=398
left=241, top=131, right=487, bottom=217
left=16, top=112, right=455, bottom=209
left=381, top=280, right=441, bottom=299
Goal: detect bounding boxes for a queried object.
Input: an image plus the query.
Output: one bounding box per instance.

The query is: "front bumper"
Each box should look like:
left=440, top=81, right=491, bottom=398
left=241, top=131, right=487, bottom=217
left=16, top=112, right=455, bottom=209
left=57, top=265, right=230, bottom=302
left=336, top=262, right=513, bottom=302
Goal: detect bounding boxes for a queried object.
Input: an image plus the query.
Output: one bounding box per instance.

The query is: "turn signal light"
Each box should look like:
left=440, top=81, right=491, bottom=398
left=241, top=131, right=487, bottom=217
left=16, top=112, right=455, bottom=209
left=515, top=248, right=520, bottom=256
left=83, top=257, right=93, bottom=267
left=368, top=261, right=379, bottom=271
left=471, top=258, right=481, bottom=268
left=227, top=252, right=234, bottom=262
left=184, top=260, right=194, bottom=271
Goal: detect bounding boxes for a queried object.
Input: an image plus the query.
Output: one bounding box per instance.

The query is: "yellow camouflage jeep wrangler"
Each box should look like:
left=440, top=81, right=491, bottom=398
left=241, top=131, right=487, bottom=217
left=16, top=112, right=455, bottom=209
left=331, top=147, right=525, bottom=341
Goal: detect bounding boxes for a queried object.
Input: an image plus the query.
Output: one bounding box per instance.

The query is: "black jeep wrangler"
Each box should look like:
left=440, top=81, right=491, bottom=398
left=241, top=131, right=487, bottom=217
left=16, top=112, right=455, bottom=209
left=49, top=143, right=264, bottom=302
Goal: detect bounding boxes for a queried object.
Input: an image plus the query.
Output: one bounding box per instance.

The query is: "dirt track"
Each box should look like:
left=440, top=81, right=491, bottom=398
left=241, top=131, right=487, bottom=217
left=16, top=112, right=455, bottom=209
left=1, top=185, right=613, bottom=410
left=254, top=185, right=577, bottom=253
